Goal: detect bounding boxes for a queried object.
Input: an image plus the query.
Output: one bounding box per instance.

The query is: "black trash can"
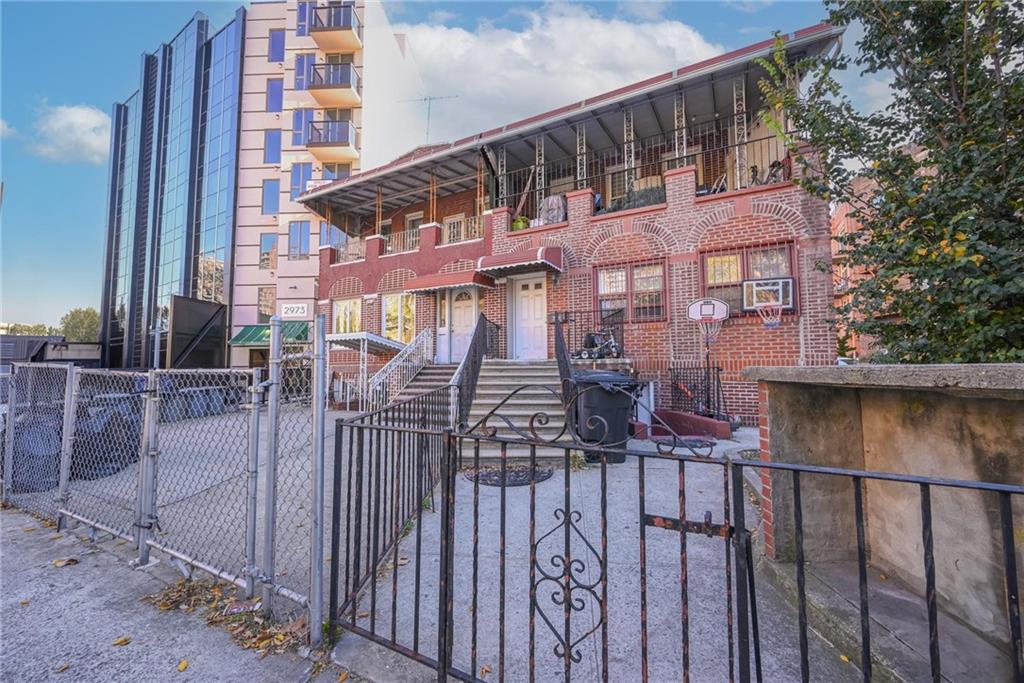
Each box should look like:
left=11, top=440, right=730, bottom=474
left=572, top=370, right=640, bottom=462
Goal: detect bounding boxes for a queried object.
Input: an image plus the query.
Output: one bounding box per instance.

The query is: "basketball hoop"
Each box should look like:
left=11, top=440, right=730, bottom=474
left=696, top=317, right=723, bottom=344
left=755, top=302, right=783, bottom=330
left=687, top=298, right=729, bottom=345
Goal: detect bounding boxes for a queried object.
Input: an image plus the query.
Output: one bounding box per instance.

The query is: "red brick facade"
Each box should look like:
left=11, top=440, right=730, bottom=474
left=319, top=165, right=836, bottom=424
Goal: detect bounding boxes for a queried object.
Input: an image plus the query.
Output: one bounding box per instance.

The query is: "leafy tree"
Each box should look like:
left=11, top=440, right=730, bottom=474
left=758, top=0, right=1023, bottom=362
left=6, top=322, right=58, bottom=336
left=58, top=307, right=101, bottom=343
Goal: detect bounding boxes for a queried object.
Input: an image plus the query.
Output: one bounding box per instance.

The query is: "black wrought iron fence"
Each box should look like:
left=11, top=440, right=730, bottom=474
left=670, top=365, right=728, bottom=421
left=552, top=308, right=626, bottom=360
left=451, top=314, right=500, bottom=430
left=327, top=391, right=1024, bottom=682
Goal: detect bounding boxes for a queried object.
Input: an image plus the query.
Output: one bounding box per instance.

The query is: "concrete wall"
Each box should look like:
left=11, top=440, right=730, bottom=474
left=748, top=365, right=1024, bottom=647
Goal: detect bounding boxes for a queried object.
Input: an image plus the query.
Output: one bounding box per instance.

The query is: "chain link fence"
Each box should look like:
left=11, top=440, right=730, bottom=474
left=2, top=363, right=70, bottom=519
left=0, top=316, right=330, bottom=646
left=60, top=369, right=146, bottom=541
left=144, top=369, right=256, bottom=589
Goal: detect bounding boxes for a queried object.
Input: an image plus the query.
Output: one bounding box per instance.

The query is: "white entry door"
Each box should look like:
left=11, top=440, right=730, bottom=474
left=513, top=276, right=547, bottom=359
left=450, top=289, right=475, bottom=361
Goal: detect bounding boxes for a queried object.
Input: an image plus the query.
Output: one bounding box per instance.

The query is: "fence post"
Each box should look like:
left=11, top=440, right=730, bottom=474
left=135, top=370, right=160, bottom=567
left=56, top=365, right=80, bottom=530
left=730, top=460, right=752, bottom=682
left=245, top=367, right=263, bottom=599
left=309, top=313, right=327, bottom=647
left=435, top=429, right=456, bottom=681
left=2, top=366, right=19, bottom=504
left=261, top=316, right=283, bottom=614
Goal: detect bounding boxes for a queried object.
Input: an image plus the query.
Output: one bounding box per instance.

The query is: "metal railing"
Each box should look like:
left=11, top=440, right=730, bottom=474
left=670, top=365, right=729, bottom=422
left=382, top=229, right=420, bottom=254
left=308, top=120, right=357, bottom=147
left=440, top=215, right=484, bottom=245
left=325, top=389, right=1024, bottom=682
left=310, top=4, right=361, bottom=36
left=499, top=123, right=797, bottom=223
left=309, top=63, right=361, bottom=92
left=553, top=308, right=626, bottom=359
left=365, top=328, right=433, bottom=411
left=331, top=237, right=366, bottom=263
left=552, top=315, right=575, bottom=409
left=449, top=313, right=500, bottom=430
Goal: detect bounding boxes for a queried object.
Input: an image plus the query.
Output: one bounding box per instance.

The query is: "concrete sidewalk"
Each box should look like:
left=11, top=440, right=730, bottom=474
left=0, top=507, right=334, bottom=683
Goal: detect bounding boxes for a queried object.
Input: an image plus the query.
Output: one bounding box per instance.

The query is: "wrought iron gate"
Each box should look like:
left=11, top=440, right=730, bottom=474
left=329, top=386, right=1024, bottom=682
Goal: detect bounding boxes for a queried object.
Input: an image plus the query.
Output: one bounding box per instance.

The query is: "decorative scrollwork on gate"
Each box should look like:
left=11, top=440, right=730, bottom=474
left=533, top=508, right=604, bottom=663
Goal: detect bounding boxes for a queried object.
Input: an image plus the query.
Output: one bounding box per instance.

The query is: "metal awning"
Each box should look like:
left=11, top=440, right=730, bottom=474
left=229, top=322, right=309, bottom=346
left=327, top=331, right=405, bottom=354
left=477, top=247, right=563, bottom=277
left=404, top=271, right=495, bottom=293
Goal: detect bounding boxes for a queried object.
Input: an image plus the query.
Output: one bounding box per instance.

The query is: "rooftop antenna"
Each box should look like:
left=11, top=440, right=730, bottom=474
left=399, top=94, right=459, bottom=144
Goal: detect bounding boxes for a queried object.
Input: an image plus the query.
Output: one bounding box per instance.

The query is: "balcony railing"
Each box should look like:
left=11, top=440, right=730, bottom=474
left=331, top=237, right=366, bottom=264
left=311, top=4, right=361, bottom=34
left=440, top=215, right=483, bottom=245
left=382, top=229, right=420, bottom=254
left=498, top=122, right=798, bottom=225
left=307, top=120, right=357, bottom=147
left=309, top=63, right=360, bottom=92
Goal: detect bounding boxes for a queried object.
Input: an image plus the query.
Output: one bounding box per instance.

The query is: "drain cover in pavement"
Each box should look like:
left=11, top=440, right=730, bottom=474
left=463, top=465, right=554, bottom=487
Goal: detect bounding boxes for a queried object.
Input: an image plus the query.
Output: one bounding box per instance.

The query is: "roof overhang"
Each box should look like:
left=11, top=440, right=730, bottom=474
left=404, top=271, right=496, bottom=293
left=326, top=331, right=405, bottom=354
left=299, top=23, right=843, bottom=218
left=229, top=322, right=309, bottom=346
left=477, top=247, right=563, bottom=277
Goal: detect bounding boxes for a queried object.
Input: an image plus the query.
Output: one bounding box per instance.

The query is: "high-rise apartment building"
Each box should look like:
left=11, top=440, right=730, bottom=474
left=99, top=1, right=422, bottom=369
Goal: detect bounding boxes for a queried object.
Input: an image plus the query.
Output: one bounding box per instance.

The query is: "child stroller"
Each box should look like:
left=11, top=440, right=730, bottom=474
left=575, top=327, right=623, bottom=360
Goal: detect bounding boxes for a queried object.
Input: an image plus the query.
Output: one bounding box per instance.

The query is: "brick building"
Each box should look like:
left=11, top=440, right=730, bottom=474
left=303, top=24, right=842, bottom=424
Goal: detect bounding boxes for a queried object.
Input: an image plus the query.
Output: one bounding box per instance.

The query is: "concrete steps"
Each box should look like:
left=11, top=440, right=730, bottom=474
left=394, top=364, right=457, bottom=402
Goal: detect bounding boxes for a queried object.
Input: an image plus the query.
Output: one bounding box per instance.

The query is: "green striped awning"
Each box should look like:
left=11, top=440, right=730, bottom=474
left=229, top=321, right=309, bottom=346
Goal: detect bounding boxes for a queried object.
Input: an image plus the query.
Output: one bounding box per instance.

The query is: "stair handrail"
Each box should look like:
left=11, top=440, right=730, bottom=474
left=552, top=312, right=576, bottom=410
left=366, top=328, right=433, bottom=411
left=448, top=313, right=500, bottom=430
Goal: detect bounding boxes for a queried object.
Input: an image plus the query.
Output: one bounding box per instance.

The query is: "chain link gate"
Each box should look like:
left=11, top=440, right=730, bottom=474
left=2, top=363, right=72, bottom=520
left=1, top=315, right=330, bottom=647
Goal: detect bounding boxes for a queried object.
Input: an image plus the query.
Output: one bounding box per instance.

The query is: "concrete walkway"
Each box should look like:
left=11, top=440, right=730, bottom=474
left=0, top=507, right=332, bottom=683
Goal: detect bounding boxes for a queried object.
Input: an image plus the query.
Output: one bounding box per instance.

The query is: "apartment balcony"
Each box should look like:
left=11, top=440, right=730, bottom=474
left=310, top=5, right=362, bottom=52
left=331, top=237, right=366, bottom=264
left=308, top=64, right=361, bottom=108
left=440, top=215, right=484, bottom=245
left=382, top=229, right=420, bottom=255
left=307, top=120, right=359, bottom=163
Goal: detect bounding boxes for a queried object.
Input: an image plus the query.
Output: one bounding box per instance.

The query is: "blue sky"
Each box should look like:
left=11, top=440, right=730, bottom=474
left=1, top=0, right=844, bottom=327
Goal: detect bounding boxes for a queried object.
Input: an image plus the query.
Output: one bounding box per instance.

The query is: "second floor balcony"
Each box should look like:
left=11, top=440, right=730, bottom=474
left=307, top=120, right=359, bottom=163
left=382, top=229, right=420, bottom=255
left=308, top=63, right=361, bottom=108
left=310, top=4, right=362, bottom=52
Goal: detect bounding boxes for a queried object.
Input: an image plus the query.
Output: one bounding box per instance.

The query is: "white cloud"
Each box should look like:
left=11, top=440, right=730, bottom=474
left=395, top=3, right=723, bottom=144
left=427, top=9, right=455, bottom=24
left=617, top=1, right=668, bottom=20
left=0, top=119, right=14, bottom=138
left=28, top=103, right=110, bottom=164
left=725, top=0, right=776, bottom=13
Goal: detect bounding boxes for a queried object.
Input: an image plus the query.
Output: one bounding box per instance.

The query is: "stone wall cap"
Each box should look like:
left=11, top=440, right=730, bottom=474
left=743, top=364, right=1024, bottom=398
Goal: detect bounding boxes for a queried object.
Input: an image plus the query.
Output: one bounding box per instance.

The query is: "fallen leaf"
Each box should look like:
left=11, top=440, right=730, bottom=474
left=49, top=534, right=63, bottom=541
left=19, top=599, right=29, bottom=606
left=42, top=519, right=57, bottom=529
left=112, top=636, right=132, bottom=647
left=337, top=672, right=349, bottom=682
left=177, top=659, right=189, bottom=672
left=840, top=654, right=850, bottom=663
left=274, top=634, right=286, bottom=644
left=23, top=526, right=35, bottom=532
left=357, top=611, right=369, bottom=619
left=55, top=664, right=70, bottom=673
left=480, top=664, right=493, bottom=676
left=52, top=558, right=79, bottom=568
